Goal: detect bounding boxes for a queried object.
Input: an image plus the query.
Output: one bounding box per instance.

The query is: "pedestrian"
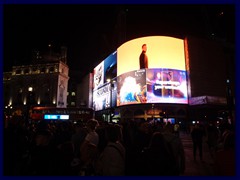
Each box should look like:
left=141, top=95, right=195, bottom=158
left=214, top=131, right=235, bottom=175
left=191, top=124, right=205, bottom=161
left=162, top=124, right=185, bottom=175
left=95, top=124, right=125, bottom=176
left=136, top=132, right=177, bottom=176
left=174, top=123, right=180, bottom=137
left=79, top=119, right=99, bottom=175
left=206, top=121, right=219, bottom=159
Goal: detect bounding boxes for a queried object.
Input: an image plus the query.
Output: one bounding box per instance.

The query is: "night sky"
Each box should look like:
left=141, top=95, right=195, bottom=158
left=3, top=4, right=235, bottom=77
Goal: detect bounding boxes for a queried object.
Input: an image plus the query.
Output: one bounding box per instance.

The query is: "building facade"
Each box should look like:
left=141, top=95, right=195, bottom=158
left=3, top=50, right=69, bottom=116
left=89, top=36, right=235, bottom=124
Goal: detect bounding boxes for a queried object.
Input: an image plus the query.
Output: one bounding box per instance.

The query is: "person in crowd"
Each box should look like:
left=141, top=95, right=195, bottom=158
left=56, top=141, right=75, bottom=175
left=71, top=122, right=87, bottom=159
left=173, top=123, right=180, bottom=137
left=191, top=124, right=205, bottom=161
left=206, top=121, right=219, bottom=159
left=28, top=129, right=58, bottom=175
left=136, top=132, right=177, bottom=176
left=126, top=121, right=152, bottom=175
left=79, top=119, right=99, bottom=175
left=162, top=123, right=185, bottom=175
left=95, top=124, right=125, bottom=176
left=214, top=131, right=235, bottom=176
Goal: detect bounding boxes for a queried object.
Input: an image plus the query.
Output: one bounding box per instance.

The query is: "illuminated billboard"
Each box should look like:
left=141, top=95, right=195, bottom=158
left=117, top=36, right=188, bottom=105
left=92, top=36, right=188, bottom=109
left=93, top=83, right=111, bottom=111
left=146, top=68, right=188, bottom=104
left=117, top=69, right=146, bottom=106
left=44, top=114, right=69, bottom=120
left=93, top=81, right=118, bottom=111
left=117, top=36, right=186, bottom=76
left=92, top=51, right=117, bottom=111
left=93, top=51, right=117, bottom=91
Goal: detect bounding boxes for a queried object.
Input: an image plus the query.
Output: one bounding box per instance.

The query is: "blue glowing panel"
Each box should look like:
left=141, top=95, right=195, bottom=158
left=44, top=114, right=69, bottom=120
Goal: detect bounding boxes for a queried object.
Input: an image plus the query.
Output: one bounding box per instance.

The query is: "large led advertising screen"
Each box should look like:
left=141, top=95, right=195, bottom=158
left=93, top=36, right=188, bottom=110
left=93, top=51, right=117, bottom=111
left=93, top=83, right=111, bottom=111
left=117, top=36, right=186, bottom=76
left=93, top=51, right=117, bottom=91
left=146, top=68, right=188, bottom=104
left=117, top=69, right=146, bottom=106
left=117, top=36, right=188, bottom=105
left=93, top=80, right=118, bottom=111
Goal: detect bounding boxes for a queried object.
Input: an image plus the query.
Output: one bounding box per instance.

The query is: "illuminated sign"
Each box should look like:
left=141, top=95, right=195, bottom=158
left=92, top=36, right=188, bottom=108
left=93, top=51, right=117, bottom=91
left=117, top=36, right=186, bottom=76
left=146, top=68, right=188, bottom=104
left=44, top=114, right=69, bottom=120
left=116, top=36, right=188, bottom=105
left=93, top=83, right=111, bottom=111
left=117, top=69, right=146, bottom=106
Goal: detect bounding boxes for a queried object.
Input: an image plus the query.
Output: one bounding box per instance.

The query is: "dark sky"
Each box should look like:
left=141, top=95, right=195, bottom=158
left=3, top=4, right=235, bottom=77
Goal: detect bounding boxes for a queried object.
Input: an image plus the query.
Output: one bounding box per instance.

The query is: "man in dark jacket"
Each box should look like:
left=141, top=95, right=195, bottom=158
left=191, top=124, right=205, bottom=161
left=139, top=44, right=148, bottom=69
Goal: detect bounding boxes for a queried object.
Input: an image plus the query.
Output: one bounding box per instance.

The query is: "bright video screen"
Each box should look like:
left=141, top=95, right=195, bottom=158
left=117, top=69, right=146, bottom=106
left=117, top=36, right=186, bottom=76
left=93, top=36, right=188, bottom=108
left=93, top=83, right=111, bottom=111
left=92, top=80, right=118, bottom=111
left=146, top=68, right=188, bottom=104
left=116, top=36, right=188, bottom=105
left=163, top=118, right=175, bottom=124
left=93, top=51, right=117, bottom=91
left=44, top=114, right=69, bottom=120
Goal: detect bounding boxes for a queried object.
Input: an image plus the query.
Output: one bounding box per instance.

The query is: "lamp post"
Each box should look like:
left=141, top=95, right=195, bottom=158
left=5, top=105, right=12, bottom=117
left=107, top=78, right=116, bottom=123
left=152, top=104, right=155, bottom=125
left=26, top=86, right=33, bottom=124
left=226, top=79, right=233, bottom=124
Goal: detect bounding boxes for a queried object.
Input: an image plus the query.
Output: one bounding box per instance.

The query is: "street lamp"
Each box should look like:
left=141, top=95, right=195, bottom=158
left=28, top=87, right=33, bottom=92
left=5, top=105, right=12, bottom=118
left=152, top=104, right=155, bottom=125
left=26, top=86, right=33, bottom=124
left=108, top=78, right=116, bottom=123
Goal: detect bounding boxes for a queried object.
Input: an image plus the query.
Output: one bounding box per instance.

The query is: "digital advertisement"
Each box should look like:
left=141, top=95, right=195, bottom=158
left=93, top=83, right=111, bottom=111
left=93, top=51, right=117, bottom=91
left=117, top=69, right=147, bottom=106
left=146, top=68, right=188, bottom=104
left=93, top=36, right=188, bottom=110
left=117, top=36, right=186, bottom=76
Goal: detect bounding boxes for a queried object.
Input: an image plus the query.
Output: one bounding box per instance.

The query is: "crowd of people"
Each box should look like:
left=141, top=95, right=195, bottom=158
left=3, top=115, right=235, bottom=176
left=190, top=120, right=235, bottom=176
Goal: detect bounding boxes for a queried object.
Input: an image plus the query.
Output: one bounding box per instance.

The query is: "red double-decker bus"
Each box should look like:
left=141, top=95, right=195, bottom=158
left=30, top=106, right=94, bottom=122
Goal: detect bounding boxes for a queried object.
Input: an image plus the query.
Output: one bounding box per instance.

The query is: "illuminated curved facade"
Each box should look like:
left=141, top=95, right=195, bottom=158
left=92, top=36, right=189, bottom=122
left=91, top=35, right=234, bottom=123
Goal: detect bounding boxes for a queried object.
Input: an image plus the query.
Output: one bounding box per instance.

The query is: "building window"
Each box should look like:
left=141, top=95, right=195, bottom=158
left=24, top=69, right=29, bottom=74
left=49, top=67, right=54, bottom=73
left=71, top=92, right=76, bottom=96
left=16, top=69, right=21, bottom=74
left=40, top=67, right=46, bottom=73
left=70, top=102, right=75, bottom=106
left=32, top=67, right=38, bottom=74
